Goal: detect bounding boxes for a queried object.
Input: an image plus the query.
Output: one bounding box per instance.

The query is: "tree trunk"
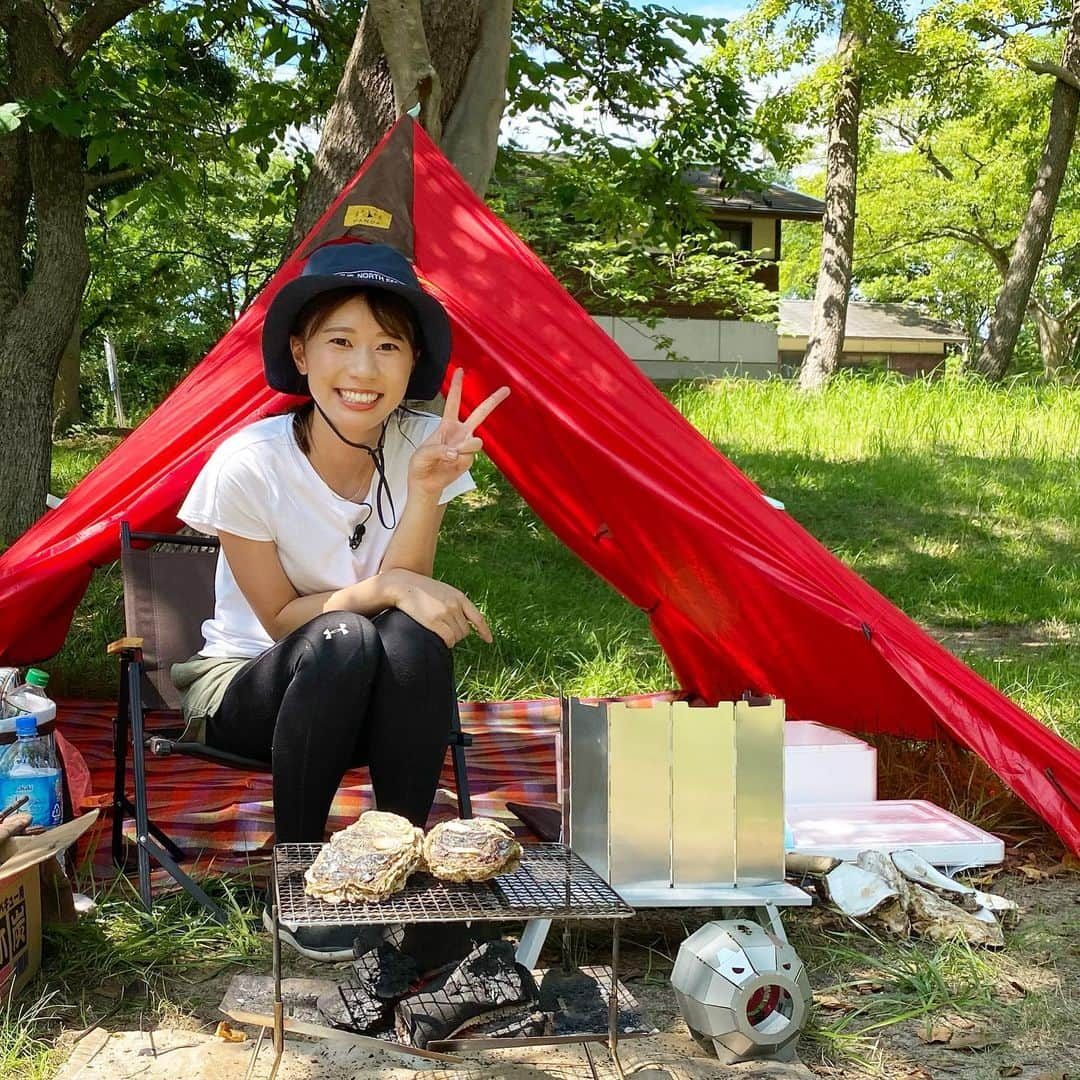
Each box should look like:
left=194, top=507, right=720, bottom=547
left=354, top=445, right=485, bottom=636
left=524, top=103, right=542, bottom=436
left=286, top=0, right=509, bottom=254
left=52, top=324, right=82, bottom=434
left=441, top=0, right=513, bottom=198
left=1030, top=301, right=1080, bottom=379
left=0, top=3, right=92, bottom=543
left=976, top=3, right=1080, bottom=381
left=798, top=9, right=865, bottom=391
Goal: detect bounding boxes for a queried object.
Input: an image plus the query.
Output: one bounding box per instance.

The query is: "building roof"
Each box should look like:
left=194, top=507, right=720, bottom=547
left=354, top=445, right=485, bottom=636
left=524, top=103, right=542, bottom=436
left=684, top=170, right=826, bottom=220
left=778, top=300, right=967, bottom=342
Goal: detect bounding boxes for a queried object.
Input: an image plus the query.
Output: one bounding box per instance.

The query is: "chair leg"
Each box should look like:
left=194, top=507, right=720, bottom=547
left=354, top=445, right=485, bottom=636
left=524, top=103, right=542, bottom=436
left=449, top=696, right=473, bottom=820
left=112, top=661, right=132, bottom=870
left=124, top=660, right=227, bottom=923
left=113, top=661, right=185, bottom=868
left=127, top=660, right=153, bottom=912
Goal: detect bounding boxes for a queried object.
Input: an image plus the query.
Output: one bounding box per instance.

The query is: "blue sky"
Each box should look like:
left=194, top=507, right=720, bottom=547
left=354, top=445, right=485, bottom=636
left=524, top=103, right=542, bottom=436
left=502, top=0, right=809, bottom=157
left=628, top=0, right=750, bottom=17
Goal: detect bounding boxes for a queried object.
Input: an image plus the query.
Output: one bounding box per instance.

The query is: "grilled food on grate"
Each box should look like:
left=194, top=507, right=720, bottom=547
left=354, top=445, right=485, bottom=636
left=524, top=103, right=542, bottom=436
left=422, top=817, right=522, bottom=883
left=304, top=811, right=424, bottom=903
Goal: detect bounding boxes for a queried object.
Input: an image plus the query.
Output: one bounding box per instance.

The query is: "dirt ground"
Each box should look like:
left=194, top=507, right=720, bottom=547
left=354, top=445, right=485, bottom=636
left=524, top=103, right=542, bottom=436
left=921, top=621, right=1076, bottom=657
left=49, top=858, right=1078, bottom=1080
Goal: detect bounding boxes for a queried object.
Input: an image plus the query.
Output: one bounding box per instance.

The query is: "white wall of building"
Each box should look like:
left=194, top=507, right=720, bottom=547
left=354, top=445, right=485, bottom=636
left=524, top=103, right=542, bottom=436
left=593, top=316, right=779, bottom=381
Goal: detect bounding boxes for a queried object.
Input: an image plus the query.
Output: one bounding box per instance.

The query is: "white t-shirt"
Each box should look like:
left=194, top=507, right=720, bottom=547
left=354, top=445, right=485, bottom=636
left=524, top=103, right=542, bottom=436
left=178, top=410, right=474, bottom=658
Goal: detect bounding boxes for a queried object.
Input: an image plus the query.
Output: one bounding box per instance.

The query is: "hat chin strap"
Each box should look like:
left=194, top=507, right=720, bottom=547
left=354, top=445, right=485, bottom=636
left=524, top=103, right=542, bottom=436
left=311, top=399, right=396, bottom=530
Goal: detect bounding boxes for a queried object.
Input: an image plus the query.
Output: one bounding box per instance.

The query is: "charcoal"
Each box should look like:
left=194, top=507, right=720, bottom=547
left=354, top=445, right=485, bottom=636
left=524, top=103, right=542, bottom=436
left=394, top=940, right=538, bottom=1049
left=352, top=943, right=419, bottom=1001
left=316, top=983, right=388, bottom=1034
left=538, top=968, right=608, bottom=1035
left=455, top=1008, right=554, bottom=1040
left=353, top=921, right=497, bottom=978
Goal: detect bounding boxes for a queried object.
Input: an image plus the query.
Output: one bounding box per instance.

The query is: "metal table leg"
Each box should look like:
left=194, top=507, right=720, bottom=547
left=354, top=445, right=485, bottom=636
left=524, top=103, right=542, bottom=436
left=244, top=1025, right=266, bottom=1080
left=608, top=917, right=625, bottom=1078
left=271, top=863, right=284, bottom=1080
left=516, top=917, right=552, bottom=970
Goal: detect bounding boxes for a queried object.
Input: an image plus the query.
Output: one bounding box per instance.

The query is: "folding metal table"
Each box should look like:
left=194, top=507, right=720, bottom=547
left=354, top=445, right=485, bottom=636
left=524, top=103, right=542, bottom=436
left=260, top=842, right=636, bottom=1077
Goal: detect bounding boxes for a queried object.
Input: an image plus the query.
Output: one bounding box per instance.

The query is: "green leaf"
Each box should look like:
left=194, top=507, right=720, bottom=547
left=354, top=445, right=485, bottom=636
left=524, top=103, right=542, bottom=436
left=86, top=137, right=109, bottom=168
left=0, top=102, right=26, bottom=133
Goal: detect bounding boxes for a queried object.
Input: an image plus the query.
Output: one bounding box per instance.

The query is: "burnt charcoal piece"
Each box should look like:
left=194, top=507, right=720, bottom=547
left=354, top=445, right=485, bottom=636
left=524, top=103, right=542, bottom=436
left=538, top=968, right=608, bottom=1035
left=353, top=921, right=498, bottom=978
left=396, top=921, right=498, bottom=976
left=395, top=940, right=539, bottom=1049
left=316, top=982, right=388, bottom=1034
left=455, top=1008, right=554, bottom=1040
left=352, top=943, right=419, bottom=1001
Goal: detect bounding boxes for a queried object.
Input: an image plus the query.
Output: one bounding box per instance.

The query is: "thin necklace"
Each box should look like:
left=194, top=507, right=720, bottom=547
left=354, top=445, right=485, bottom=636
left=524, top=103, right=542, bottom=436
left=309, top=403, right=397, bottom=529
left=342, top=464, right=374, bottom=503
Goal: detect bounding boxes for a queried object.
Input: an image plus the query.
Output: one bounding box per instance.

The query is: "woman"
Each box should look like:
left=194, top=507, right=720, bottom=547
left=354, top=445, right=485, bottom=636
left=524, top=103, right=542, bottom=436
left=171, top=242, right=510, bottom=958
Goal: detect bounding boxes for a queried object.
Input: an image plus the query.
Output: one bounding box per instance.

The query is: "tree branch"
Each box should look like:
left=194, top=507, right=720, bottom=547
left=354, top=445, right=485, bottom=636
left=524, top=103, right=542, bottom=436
left=879, top=116, right=954, bottom=180
left=85, top=165, right=148, bottom=193
left=937, top=225, right=1012, bottom=276
left=441, top=0, right=512, bottom=196
left=972, top=15, right=1080, bottom=90
left=1061, top=296, right=1080, bottom=323
left=367, top=0, right=443, bottom=140
left=64, top=0, right=150, bottom=65
left=262, top=0, right=351, bottom=51
left=1024, top=57, right=1080, bottom=91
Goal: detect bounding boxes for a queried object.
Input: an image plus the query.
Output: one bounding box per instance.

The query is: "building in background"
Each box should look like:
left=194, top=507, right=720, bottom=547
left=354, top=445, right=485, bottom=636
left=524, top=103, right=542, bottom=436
left=778, top=301, right=967, bottom=378
left=600, top=174, right=968, bottom=381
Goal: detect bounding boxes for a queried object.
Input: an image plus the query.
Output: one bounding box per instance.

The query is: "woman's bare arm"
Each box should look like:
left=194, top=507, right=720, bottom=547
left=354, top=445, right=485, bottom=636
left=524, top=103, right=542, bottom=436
left=378, top=491, right=447, bottom=577
left=219, top=531, right=491, bottom=648
left=219, top=531, right=398, bottom=640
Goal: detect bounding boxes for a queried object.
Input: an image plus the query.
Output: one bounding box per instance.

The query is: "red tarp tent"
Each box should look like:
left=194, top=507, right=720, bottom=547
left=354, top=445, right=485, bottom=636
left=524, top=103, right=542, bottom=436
left=1, top=119, right=1077, bottom=852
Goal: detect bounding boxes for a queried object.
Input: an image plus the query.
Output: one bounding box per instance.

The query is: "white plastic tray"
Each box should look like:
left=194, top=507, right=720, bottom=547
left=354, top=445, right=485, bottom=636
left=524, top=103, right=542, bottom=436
left=786, top=799, right=1004, bottom=866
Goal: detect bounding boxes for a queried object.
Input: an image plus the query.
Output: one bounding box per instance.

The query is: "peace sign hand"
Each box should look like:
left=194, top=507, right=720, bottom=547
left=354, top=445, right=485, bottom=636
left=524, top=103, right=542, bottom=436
left=408, top=368, right=511, bottom=499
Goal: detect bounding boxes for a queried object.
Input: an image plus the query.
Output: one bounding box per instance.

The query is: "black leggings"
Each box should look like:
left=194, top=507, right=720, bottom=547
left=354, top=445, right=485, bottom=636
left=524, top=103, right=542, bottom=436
left=206, top=609, right=454, bottom=843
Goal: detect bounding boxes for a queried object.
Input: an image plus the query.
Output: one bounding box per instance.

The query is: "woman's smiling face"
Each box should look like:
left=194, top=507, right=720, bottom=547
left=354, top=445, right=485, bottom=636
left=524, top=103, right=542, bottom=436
left=290, top=292, right=416, bottom=437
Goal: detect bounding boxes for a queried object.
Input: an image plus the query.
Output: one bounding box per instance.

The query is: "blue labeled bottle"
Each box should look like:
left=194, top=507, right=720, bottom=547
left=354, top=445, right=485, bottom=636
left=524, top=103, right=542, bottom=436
left=0, top=714, right=63, bottom=827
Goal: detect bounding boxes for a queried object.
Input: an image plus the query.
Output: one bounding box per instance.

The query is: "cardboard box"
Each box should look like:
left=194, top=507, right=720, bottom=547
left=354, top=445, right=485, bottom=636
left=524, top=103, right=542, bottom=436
left=0, top=810, right=98, bottom=998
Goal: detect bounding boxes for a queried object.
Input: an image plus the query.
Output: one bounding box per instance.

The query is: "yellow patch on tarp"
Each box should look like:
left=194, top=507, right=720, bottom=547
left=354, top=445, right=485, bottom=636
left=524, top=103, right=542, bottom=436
left=344, top=204, right=392, bottom=229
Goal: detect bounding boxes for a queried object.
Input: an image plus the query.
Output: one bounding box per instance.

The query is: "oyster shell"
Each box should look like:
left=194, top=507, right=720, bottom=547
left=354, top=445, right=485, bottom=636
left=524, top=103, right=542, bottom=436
left=304, top=810, right=424, bottom=903
left=422, top=817, right=522, bottom=883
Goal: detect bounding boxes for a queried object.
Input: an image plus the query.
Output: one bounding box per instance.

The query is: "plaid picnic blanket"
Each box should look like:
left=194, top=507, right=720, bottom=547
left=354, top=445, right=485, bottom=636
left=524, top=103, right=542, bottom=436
left=59, top=691, right=679, bottom=883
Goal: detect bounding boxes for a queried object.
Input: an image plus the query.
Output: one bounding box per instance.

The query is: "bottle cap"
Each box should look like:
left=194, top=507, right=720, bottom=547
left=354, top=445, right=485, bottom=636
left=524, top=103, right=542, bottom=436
left=25, top=668, right=49, bottom=688
left=14, top=714, right=37, bottom=737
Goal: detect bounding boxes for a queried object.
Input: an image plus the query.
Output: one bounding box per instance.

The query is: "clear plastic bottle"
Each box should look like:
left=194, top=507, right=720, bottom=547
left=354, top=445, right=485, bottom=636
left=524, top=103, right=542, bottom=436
left=4, top=669, right=57, bottom=751
left=0, top=714, right=63, bottom=827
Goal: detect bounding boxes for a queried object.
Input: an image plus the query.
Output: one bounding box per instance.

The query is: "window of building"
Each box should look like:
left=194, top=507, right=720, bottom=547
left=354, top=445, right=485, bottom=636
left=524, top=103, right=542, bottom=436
left=712, top=220, right=753, bottom=252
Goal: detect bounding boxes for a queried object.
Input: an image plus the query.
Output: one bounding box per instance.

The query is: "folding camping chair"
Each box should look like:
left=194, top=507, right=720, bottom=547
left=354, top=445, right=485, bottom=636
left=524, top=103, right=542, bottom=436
left=108, top=520, right=474, bottom=924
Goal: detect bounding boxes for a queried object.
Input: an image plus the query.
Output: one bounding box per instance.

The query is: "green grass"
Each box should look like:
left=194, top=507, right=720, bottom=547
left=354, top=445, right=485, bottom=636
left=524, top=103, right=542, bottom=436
left=2, top=875, right=266, bottom=1078
left=670, top=374, right=1080, bottom=626
left=46, top=374, right=1079, bottom=746
left=18, top=372, right=1080, bottom=1078
left=797, top=934, right=997, bottom=1068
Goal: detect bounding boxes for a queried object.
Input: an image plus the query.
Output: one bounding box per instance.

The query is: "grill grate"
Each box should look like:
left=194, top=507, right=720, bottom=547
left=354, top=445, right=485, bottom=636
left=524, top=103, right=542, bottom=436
left=274, top=843, right=633, bottom=926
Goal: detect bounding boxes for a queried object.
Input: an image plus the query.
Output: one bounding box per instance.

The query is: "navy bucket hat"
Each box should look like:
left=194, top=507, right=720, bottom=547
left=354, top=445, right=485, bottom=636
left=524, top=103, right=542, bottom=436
left=262, top=242, right=452, bottom=401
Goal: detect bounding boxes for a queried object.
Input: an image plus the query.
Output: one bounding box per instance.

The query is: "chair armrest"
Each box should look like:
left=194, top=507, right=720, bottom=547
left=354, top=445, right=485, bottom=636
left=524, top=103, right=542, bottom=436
left=107, top=636, right=145, bottom=655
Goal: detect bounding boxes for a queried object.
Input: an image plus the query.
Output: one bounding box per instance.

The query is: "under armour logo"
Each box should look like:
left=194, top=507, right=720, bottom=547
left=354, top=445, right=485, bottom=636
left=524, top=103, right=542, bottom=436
left=323, top=623, right=350, bottom=640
